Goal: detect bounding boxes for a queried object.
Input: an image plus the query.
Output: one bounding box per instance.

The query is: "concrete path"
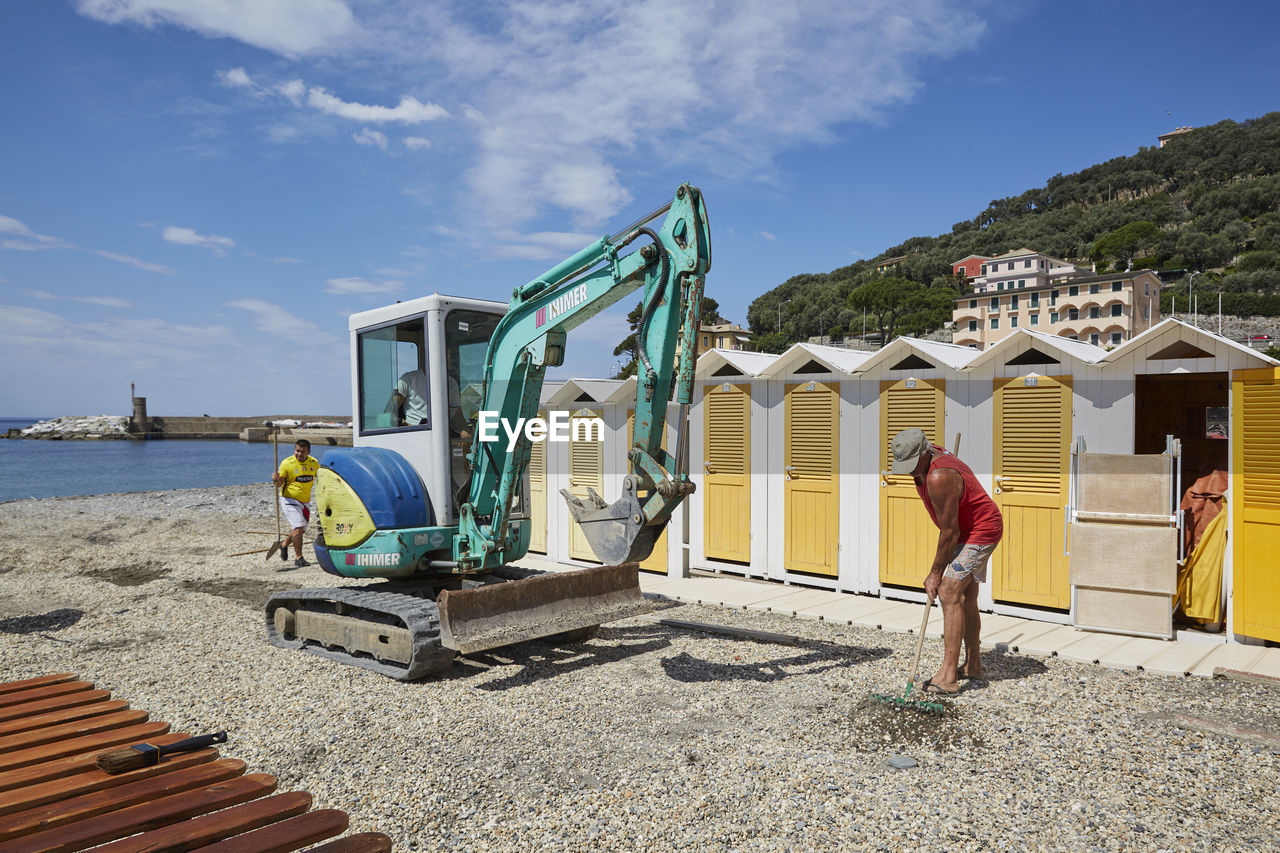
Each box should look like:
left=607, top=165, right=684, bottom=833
left=516, top=556, right=1279, bottom=683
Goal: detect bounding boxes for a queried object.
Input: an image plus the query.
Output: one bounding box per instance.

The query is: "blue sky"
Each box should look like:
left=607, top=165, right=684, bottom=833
left=2, top=0, right=1278, bottom=417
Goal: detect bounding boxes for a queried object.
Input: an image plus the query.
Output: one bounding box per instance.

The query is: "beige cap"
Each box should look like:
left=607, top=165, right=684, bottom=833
left=890, top=427, right=931, bottom=475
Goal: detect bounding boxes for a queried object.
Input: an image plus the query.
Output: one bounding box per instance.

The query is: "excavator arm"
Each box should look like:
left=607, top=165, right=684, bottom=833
left=456, top=183, right=711, bottom=570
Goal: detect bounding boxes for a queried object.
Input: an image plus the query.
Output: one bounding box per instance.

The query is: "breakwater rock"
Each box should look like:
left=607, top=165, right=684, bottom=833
left=9, top=415, right=130, bottom=440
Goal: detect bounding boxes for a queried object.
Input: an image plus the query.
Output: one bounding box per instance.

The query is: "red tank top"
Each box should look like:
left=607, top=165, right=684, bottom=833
left=914, top=445, right=1003, bottom=545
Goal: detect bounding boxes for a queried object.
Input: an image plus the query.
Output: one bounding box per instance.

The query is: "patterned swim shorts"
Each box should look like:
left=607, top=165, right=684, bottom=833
left=942, top=542, right=997, bottom=583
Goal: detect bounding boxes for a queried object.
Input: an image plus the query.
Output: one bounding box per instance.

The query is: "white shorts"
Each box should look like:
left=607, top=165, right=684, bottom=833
left=279, top=497, right=311, bottom=530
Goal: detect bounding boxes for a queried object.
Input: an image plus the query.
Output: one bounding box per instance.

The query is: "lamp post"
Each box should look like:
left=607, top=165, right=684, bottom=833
left=777, top=299, right=792, bottom=333
left=1187, top=271, right=1201, bottom=325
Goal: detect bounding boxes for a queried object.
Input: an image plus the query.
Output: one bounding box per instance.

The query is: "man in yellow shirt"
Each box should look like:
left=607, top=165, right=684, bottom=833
left=272, top=439, right=319, bottom=568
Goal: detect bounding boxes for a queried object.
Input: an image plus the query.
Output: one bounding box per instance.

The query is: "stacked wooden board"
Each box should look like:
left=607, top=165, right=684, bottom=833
left=0, top=674, right=392, bottom=852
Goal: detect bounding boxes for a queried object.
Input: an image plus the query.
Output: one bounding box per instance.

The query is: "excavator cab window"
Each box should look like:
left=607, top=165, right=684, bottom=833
left=445, top=309, right=501, bottom=499
left=356, top=315, right=430, bottom=435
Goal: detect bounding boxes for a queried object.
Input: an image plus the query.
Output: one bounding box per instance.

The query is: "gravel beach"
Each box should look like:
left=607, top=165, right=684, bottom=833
left=1, top=485, right=1278, bottom=851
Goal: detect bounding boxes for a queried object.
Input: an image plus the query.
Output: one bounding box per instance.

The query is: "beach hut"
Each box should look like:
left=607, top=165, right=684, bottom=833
left=961, top=329, right=1108, bottom=619
left=754, top=343, right=874, bottom=590
left=540, top=379, right=623, bottom=565
left=846, top=337, right=981, bottom=599
left=1092, top=320, right=1280, bottom=644
left=688, top=349, right=780, bottom=578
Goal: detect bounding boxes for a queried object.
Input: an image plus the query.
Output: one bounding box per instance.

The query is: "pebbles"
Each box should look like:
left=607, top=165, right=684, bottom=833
left=1, top=484, right=1279, bottom=850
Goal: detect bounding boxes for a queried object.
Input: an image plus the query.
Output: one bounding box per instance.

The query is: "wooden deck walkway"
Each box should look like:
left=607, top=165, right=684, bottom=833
left=0, top=674, right=392, bottom=853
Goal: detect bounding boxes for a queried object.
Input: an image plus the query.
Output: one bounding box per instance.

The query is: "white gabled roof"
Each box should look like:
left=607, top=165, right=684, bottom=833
left=852, top=336, right=982, bottom=374
left=966, top=329, right=1107, bottom=369
left=758, top=342, right=874, bottom=378
left=544, top=378, right=623, bottom=407
left=1100, top=318, right=1280, bottom=366
left=694, top=348, right=779, bottom=379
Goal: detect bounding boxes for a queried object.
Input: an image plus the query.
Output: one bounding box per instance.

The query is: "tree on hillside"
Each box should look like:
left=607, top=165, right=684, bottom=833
left=1091, top=221, right=1160, bottom=270
left=848, top=277, right=927, bottom=343
left=613, top=296, right=724, bottom=378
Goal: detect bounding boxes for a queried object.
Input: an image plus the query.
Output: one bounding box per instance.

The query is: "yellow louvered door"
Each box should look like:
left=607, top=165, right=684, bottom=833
left=784, top=381, right=839, bottom=576
left=1232, top=367, right=1280, bottom=641
left=527, top=410, right=547, bottom=553
left=879, top=378, right=945, bottom=588
left=567, top=408, right=603, bottom=563
left=703, top=383, right=751, bottom=563
left=628, top=409, right=669, bottom=573
left=992, top=375, right=1072, bottom=609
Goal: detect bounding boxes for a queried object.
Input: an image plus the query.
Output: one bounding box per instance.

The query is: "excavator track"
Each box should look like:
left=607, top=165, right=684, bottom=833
left=265, top=585, right=457, bottom=681
left=264, top=565, right=645, bottom=681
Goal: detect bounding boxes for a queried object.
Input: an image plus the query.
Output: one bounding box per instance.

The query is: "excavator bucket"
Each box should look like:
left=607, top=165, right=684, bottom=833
left=435, top=563, right=650, bottom=655
left=560, top=486, right=663, bottom=565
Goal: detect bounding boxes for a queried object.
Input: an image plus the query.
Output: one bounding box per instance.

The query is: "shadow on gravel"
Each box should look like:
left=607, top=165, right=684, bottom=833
left=659, top=641, right=892, bottom=683
left=959, top=647, right=1050, bottom=686
left=0, top=608, right=86, bottom=634
left=450, top=625, right=675, bottom=691
left=83, top=562, right=169, bottom=586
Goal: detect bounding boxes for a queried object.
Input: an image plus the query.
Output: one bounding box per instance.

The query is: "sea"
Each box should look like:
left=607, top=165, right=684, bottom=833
left=0, top=417, right=333, bottom=503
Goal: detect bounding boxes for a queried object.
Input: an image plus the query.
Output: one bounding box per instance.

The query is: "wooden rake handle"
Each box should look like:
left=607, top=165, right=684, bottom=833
left=908, top=595, right=934, bottom=687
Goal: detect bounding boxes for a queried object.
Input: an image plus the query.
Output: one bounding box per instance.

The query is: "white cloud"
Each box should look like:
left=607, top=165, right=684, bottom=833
left=489, top=230, right=601, bottom=261
left=25, top=290, right=131, bottom=308
left=74, top=0, right=357, bottom=57
left=323, top=276, right=405, bottom=295
left=352, top=127, right=389, bottom=149
left=228, top=298, right=339, bottom=345
left=404, top=136, right=431, bottom=150
left=77, top=296, right=133, bottom=308
left=3, top=214, right=174, bottom=272
left=217, top=66, right=256, bottom=89
left=91, top=250, right=176, bottom=274
left=360, top=0, right=984, bottom=232
left=0, top=214, right=67, bottom=250
left=759, top=231, right=777, bottom=242
left=3, top=302, right=237, bottom=359
left=162, top=226, right=236, bottom=255
left=278, top=79, right=306, bottom=105
left=307, top=87, right=448, bottom=124
left=269, top=256, right=303, bottom=264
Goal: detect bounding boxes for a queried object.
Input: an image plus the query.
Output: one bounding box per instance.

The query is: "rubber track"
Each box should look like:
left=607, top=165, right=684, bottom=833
left=265, top=585, right=457, bottom=681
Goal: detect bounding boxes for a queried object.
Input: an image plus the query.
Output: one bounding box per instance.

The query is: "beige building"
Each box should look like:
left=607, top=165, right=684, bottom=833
left=953, top=266, right=1163, bottom=349
left=697, top=322, right=753, bottom=352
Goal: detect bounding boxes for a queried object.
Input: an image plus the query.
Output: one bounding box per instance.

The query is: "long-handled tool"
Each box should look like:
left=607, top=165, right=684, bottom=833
left=265, top=422, right=284, bottom=562
left=870, top=596, right=947, bottom=715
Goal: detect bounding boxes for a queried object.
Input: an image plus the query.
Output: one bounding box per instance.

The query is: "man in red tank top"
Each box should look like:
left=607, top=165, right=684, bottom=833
left=890, top=428, right=1003, bottom=696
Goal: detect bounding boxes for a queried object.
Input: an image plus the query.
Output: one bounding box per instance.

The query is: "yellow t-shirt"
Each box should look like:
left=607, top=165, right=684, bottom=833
left=278, top=455, right=319, bottom=503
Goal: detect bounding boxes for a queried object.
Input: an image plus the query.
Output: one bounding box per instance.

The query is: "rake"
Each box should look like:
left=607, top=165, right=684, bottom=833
left=869, top=595, right=947, bottom=716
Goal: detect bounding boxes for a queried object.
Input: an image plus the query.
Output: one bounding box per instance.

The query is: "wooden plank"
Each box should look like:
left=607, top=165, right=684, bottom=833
left=0, top=699, right=128, bottom=738
left=0, top=721, right=171, bottom=784
left=0, top=681, right=95, bottom=711
left=4, top=772, right=279, bottom=853
left=190, top=808, right=349, bottom=853
left=0, top=758, right=247, bottom=842
left=86, top=789, right=310, bottom=853
left=652, top=618, right=800, bottom=646
left=0, top=709, right=150, bottom=754
left=308, top=832, right=395, bottom=853
left=0, top=675, right=77, bottom=697
left=0, top=747, right=219, bottom=818
left=0, top=689, right=113, bottom=725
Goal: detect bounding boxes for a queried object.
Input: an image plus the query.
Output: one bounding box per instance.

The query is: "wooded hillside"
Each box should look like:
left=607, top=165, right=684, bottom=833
left=746, top=112, right=1280, bottom=351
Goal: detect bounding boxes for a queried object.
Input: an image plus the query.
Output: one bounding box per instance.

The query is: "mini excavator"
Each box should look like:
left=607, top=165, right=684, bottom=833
left=266, top=184, right=711, bottom=679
